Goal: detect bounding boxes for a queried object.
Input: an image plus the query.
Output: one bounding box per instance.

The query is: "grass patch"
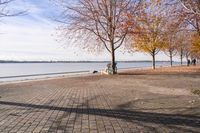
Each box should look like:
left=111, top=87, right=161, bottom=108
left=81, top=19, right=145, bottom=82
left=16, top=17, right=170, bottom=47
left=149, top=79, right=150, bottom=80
left=191, top=88, right=200, bottom=96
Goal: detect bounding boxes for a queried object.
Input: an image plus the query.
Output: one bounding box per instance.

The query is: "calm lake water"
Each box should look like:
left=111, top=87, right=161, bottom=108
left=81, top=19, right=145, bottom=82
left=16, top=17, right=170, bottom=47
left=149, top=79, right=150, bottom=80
left=0, top=62, right=181, bottom=82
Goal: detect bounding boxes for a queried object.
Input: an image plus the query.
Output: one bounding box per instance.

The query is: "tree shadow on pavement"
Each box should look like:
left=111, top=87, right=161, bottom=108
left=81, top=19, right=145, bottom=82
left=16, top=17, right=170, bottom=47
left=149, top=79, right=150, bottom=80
left=0, top=100, right=200, bottom=132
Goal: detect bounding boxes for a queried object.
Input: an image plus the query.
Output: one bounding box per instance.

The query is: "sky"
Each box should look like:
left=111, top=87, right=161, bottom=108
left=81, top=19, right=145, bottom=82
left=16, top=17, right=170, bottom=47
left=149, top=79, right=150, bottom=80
left=0, top=0, right=180, bottom=61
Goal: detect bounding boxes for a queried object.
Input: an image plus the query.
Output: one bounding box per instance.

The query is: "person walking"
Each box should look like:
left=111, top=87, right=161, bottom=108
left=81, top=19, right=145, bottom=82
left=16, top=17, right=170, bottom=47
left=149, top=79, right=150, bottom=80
left=193, top=59, right=196, bottom=66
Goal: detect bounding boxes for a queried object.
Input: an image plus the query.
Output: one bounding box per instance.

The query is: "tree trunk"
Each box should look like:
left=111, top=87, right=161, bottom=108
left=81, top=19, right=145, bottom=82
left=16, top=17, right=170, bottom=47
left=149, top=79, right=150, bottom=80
left=186, top=54, right=189, bottom=66
left=152, top=52, right=156, bottom=69
left=180, top=54, right=183, bottom=65
left=111, top=42, right=116, bottom=74
left=170, top=51, right=173, bottom=67
left=109, top=0, right=116, bottom=74
left=170, top=55, right=173, bottom=67
left=180, top=48, right=183, bottom=65
left=180, top=53, right=183, bottom=66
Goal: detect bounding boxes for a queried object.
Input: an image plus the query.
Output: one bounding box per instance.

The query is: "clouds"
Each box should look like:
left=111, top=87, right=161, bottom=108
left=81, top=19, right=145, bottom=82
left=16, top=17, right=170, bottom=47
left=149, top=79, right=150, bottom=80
left=0, top=23, right=62, bottom=60
left=0, top=0, right=66, bottom=61
left=10, top=0, right=56, bottom=25
left=0, top=0, right=176, bottom=61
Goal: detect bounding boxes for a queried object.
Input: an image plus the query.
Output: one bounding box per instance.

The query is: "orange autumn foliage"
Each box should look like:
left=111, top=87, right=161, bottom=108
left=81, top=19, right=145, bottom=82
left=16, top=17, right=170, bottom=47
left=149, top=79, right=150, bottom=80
left=191, top=34, right=200, bottom=55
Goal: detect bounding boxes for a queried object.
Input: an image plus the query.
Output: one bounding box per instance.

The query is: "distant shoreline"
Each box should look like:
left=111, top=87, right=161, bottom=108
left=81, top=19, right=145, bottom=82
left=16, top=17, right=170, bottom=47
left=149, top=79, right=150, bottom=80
left=0, top=60, right=175, bottom=63
left=0, top=61, right=183, bottom=84
left=0, top=70, right=90, bottom=79
left=0, top=64, right=198, bottom=85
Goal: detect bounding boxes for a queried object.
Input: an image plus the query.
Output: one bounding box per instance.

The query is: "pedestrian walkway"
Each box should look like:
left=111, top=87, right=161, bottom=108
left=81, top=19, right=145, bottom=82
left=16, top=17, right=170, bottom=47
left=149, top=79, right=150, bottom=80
left=0, top=74, right=200, bottom=133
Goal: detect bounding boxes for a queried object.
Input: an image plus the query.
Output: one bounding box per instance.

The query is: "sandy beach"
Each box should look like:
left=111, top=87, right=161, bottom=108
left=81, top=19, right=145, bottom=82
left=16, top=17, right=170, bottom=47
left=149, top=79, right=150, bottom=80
left=0, top=65, right=200, bottom=132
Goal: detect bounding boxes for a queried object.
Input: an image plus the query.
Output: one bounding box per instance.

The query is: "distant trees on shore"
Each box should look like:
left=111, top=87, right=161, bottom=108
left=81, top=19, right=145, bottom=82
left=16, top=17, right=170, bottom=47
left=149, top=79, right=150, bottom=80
left=54, top=0, right=200, bottom=73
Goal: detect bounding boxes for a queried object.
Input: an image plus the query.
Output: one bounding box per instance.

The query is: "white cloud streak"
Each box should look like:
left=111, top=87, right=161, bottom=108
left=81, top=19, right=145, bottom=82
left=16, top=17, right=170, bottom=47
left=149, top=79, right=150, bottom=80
left=0, top=0, right=178, bottom=61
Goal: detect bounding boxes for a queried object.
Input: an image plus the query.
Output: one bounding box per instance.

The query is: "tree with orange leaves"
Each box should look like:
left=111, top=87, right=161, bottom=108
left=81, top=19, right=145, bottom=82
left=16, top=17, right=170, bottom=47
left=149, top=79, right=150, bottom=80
left=131, top=0, right=166, bottom=69
left=191, top=33, right=200, bottom=57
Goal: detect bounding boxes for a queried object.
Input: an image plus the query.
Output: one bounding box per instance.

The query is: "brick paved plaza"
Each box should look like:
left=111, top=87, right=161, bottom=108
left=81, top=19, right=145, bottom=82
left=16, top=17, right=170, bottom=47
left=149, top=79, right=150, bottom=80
left=0, top=74, right=200, bottom=133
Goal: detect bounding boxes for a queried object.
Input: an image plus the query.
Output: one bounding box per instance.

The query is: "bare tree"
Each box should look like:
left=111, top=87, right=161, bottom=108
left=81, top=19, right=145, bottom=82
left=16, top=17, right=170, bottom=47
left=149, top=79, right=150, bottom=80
left=162, top=13, right=184, bottom=67
left=0, top=0, right=25, bottom=18
left=178, top=0, right=200, bottom=36
left=54, top=0, right=143, bottom=74
left=179, top=0, right=200, bottom=16
left=175, top=30, right=191, bottom=65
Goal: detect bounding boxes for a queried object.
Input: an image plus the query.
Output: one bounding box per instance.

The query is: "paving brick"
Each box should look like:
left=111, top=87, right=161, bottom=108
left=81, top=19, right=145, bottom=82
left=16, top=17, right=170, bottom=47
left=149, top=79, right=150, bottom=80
left=0, top=75, right=199, bottom=132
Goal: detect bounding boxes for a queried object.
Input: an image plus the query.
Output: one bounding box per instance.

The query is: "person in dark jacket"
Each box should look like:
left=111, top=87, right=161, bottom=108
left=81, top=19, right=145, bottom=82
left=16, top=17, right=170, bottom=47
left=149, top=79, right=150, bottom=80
left=193, top=59, right=196, bottom=66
